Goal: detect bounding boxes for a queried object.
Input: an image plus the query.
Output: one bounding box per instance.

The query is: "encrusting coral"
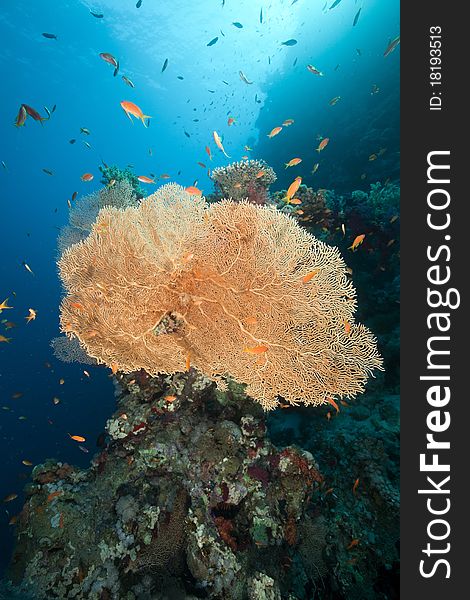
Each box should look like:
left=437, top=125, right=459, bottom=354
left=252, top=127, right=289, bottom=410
left=58, top=183, right=382, bottom=410
left=211, top=159, right=277, bottom=205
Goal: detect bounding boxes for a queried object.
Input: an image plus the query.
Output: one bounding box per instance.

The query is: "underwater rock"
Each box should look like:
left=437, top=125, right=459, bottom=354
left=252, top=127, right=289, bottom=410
left=7, top=371, right=323, bottom=599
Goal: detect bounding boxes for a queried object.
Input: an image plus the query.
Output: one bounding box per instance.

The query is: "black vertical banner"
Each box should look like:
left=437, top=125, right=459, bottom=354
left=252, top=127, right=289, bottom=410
left=401, top=1, right=467, bottom=598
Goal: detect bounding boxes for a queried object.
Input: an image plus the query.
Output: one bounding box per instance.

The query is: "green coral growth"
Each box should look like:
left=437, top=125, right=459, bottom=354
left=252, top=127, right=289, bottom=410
left=99, top=164, right=145, bottom=200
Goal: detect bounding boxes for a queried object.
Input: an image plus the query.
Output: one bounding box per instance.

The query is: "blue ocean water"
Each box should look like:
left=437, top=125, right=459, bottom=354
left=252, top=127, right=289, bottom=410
left=0, top=0, right=399, bottom=580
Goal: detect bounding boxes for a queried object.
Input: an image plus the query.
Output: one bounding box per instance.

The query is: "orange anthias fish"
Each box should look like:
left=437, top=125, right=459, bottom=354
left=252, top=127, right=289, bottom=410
left=282, top=119, right=294, bottom=126
left=353, top=478, right=360, bottom=495
left=0, top=298, right=13, bottom=313
left=227, top=117, right=236, bottom=126
left=347, top=539, right=360, bottom=550
left=267, top=126, right=282, bottom=138
left=348, top=234, right=366, bottom=251
left=99, top=52, right=118, bottom=67
left=68, top=433, right=86, bottom=443
left=302, top=270, right=318, bottom=283
left=0, top=334, right=12, bottom=343
left=384, top=35, right=400, bottom=57
left=285, top=158, right=302, bottom=168
left=286, top=176, right=302, bottom=201
left=344, top=320, right=351, bottom=335
left=25, top=308, right=37, bottom=323
left=81, top=173, right=94, bottom=182
left=185, top=186, right=202, bottom=196
left=256, top=170, right=265, bottom=178
left=120, top=101, right=151, bottom=127
left=316, top=138, right=330, bottom=152
left=137, top=175, right=155, bottom=183
left=14, top=105, right=27, bottom=127
left=326, top=397, right=340, bottom=414
left=23, top=104, right=46, bottom=123
left=213, top=130, right=230, bottom=158
left=205, top=145, right=212, bottom=160
left=243, top=345, right=268, bottom=354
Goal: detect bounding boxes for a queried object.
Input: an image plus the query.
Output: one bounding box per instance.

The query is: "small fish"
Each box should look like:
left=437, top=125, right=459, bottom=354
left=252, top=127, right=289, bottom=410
left=356, top=48, right=362, bottom=56
left=22, top=460, right=33, bottom=466
left=344, top=320, right=351, bottom=335
left=42, top=32, right=57, bottom=40
left=185, top=186, right=202, bottom=196
left=53, top=397, right=60, bottom=405
left=8, top=515, right=18, bottom=526
left=369, top=153, right=377, bottom=161
left=389, top=215, right=399, bottom=224
left=353, top=8, right=361, bottom=26
left=22, top=262, right=35, bottom=276
left=243, top=345, right=268, bottom=354
left=136, top=0, right=142, bottom=7
left=186, top=352, right=191, bottom=371
left=205, top=145, right=212, bottom=160
left=255, top=171, right=265, bottom=178
left=302, top=270, right=318, bottom=283
left=25, top=308, right=37, bottom=323
left=386, top=239, right=396, bottom=248
left=137, top=175, right=155, bottom=183
left=244, top=145, right=253, bottom=151
left=0, top=299, right=13, bottom=313
left=268, top=126, right=282, bottom=138
left=160, top=173, right=170, bottom=179
left=384, top=35, right=400, bottom=57
left=213, top=130, right=230, bottom=157
left=120, top=100, right=151, bottom=126
left=334, top=63, right=340, bottom=71
left=46, top=491, right=62, bottom=502
left=282, top=119, right=294, bottom=126
left=71, top=191, right=78, bottom=201
left=184, top=131, right=190, bottom=138
left=227, top=117, right=236, bottom=126
left=232, top=22, right=243, bottom=28
left=260, top=8, right=263, bottom=23
left=348, top=234, right=365, bottom=251
left=207, top=37, right=219, bottom=46
left=164, top=395, right=177, bottom=403
left=113, top=61, right=120, bottom=77
left=316, top=137, right=330, bottom=152
left=3, top=494, right=18, bottom=503
left=83, top=370, right=90, bottom=377
left=90, top=11, right=104, bottom=18
left=1, top=161, right=6, bottom=169
left=329, top=0, right=343, bottom=9
left=59, top=378, right=65, bottom=385
left=12, top=392, right=23, bottom=399
left=197, top=162, right=206, bottom=168
left=326, top=397, right=340, bottom=413
left=23, top=104, right=46, bottom=123
left=81, top=173, right=94, bottom=182
left=3, top=321, right=16, bottom=329
left=42, top=168, right=54, bottom=176
left=286, top=176, right=302, bottom=201
left=285, top=158, right=302, bottom=168
left=0, top=335, right=12, bottom=343
left=239, top=70, right=253, bottom=84
left=162, top=58, right=169, bottom=72
left=78, top=445, right=89, bottom=453
left=307, top=64, right=323, bottom=76
left=312, top=163, right=319, bottom=174
left=341, top=223, right=346, bottom=236
left=99, top=52, right=118, bottom=67
left=69, top=138, right=76, bottom=144
left=371, top=84, right=380, bottom=95
left=80, top=127, right=91, bottom=135
left=329, top=96, right=341, bottom=106
left=177, top=75, right=184, bottom=80
left=282, top=39, right=297, bottom=46
left=121, top=75, right=135, bottom=88
left=347, top=539, right=359, bottom=550
left=68, top=433, right=86, bottom=443
left=378, top=147, right=387, bottom=157
left=353, top=478, right=360, bottom=494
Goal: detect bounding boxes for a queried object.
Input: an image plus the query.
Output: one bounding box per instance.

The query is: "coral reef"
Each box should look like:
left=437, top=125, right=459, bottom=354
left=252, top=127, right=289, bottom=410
left=211, top=159, right=277, bottom=205
left=58, top=183, right=382, bottom=410
left=99, top=164, right=145, bottom=200
left=268, top=391, right=400, bottom=600
left=7, top=371, right=323, bottom=599
left=270, top=184, right=334, bottom=231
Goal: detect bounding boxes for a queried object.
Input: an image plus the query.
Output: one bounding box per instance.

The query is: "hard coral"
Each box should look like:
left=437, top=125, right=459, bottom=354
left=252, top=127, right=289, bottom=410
left=211, top=159, right=277, bottom=205
left=58, top=183, right=382, bottom=410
